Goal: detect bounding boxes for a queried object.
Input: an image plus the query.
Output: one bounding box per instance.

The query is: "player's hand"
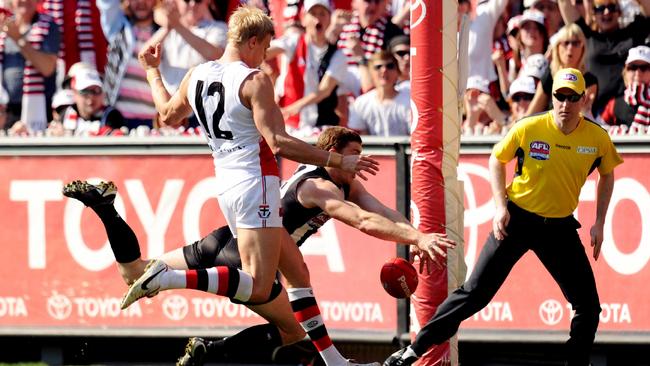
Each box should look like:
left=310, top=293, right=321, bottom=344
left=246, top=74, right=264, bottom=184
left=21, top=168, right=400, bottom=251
left=492, top=205, right=510, bottom=240
left=341, top=154, right=379, bottom=180
left=590, top=222, right=604, bottom=261
left=415, top=232, right=455, bottom=270
left=410, top=247, right=433, bottom=274
left=139, top=43, right=162, bottom=70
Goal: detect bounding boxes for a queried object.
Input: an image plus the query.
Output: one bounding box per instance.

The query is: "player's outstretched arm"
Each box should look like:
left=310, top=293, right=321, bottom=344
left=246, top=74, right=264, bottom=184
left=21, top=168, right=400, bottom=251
left=139, top=43, right=194, bottom=127
left=298, top=178, right=455, bottom=265
left=244, top=71, right=379, bottom=179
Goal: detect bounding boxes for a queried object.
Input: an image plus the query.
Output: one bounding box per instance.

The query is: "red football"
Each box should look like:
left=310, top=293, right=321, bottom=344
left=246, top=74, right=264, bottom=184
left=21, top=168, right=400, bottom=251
left=380, top=258, right=419, bottom=298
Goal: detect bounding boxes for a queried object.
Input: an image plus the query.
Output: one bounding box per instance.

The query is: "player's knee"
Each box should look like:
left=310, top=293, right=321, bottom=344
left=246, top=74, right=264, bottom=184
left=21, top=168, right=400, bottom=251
left=242, top=278, right=284, bottom=305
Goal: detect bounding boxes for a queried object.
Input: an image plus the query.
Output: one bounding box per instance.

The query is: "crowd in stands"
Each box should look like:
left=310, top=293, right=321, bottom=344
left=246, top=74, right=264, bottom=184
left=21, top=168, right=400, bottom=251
left=0, top=0, right=649, bottom=138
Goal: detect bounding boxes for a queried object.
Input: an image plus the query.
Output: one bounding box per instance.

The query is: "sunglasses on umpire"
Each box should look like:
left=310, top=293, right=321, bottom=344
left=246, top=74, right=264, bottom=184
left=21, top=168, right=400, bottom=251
left=553, top=92, right=583, bottom=102
left=593, top=4, right=619, bottom=14
left=627, top=64, right=650, bottom=72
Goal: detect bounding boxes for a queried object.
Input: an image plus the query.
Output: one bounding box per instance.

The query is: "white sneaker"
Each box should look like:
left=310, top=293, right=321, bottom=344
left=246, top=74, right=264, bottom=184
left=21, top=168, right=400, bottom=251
left=120, top=259, right=168, bottom=309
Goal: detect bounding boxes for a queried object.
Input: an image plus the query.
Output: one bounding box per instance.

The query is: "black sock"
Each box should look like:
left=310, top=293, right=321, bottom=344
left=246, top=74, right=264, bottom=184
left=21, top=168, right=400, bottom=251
left=205, top=324, right=282, bottom=363
left=91, top=204, right=141, bottom=263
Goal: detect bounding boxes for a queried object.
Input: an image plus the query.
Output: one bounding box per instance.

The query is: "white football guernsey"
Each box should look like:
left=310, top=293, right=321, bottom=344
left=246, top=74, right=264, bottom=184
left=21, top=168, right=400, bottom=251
left=188, top=61, right=280, bottom=194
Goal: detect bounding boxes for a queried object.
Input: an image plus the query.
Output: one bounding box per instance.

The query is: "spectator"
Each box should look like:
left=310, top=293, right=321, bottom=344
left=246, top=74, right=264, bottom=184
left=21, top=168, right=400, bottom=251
left=527, top=23, right=598, bottom=116
left=60, top=67, right=125, bottom=136
left=388, top=35, right=410, bottom=92
left=42, top=0, right=108, bottom=78
left=98, top=0, right=159, bottom=130
left=337, top=0, right=404, bottom=94
left=507, top=76, right=536, bottom=124
left=348, top=51, right=410, bottom=136
left=389, top=0, right=410, bottom=33
left=144, top=0, right=227, bottom=94
left=270, top=0, right=348, bottom=136
left=601, top=45, right=650, bottom=126
left=463, top=75, right=507, bottom=135
left=521, top=53, right=549, bottom=82
left=516, top=10, right=549, bottom=69
left=466, top=0, right=508, bottom=98
left=558, top=0, right=650, bottom=114
left=458, top=0, right=472, bottom=31
left=0, top=0, right=60, bottom=132
left=525, top=0, right=563, bottom=36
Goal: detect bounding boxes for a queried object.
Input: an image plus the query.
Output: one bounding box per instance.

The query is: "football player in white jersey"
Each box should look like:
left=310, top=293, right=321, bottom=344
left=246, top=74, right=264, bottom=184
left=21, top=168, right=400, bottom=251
left=119, top=5, right=379, bottom=366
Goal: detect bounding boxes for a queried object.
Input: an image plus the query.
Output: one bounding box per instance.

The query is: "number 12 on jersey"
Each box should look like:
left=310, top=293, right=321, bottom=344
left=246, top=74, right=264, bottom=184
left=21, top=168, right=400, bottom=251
left=194, top=80, right=234, bottom=140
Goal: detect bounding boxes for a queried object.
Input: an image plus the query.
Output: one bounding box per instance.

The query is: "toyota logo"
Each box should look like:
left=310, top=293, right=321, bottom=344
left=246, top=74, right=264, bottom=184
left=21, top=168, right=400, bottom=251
left=162, top=295, right=188, bottom=321
left=47, top=292, right=72, bottom=320
left=539, top=299, right=564, bottom=326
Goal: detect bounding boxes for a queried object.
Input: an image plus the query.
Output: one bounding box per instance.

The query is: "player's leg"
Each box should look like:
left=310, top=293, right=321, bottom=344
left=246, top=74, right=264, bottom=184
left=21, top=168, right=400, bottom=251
left=533, top=221, right=600, bottom=366
left=278, top=230, right=378, bottom=366
left=62, top=180, right=147, bottom=285
left=385, top=216, right=530, bottom=366
left=121, top=176, right=283, bottom=308
left=177, top=286, right=307, bottom=366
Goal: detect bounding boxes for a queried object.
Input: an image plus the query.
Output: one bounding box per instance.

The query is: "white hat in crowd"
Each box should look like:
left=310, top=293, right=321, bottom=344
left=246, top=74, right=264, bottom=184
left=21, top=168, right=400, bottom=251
left=519, top=9, right=545, bottom=27
left=51, top=89, right=75, bottom=109
left=507, top=15, right=522, bottom=35
left=73, top=69, right=103, bottom=92
left=466, top=75, right=491, bottom=94
left=522, top=53, right=549, bottom=80
left=625, top=45, right=650, bottom=65
left=303, top=0, right=331, bottom=13
left=509, top=76, right=537, bottom=98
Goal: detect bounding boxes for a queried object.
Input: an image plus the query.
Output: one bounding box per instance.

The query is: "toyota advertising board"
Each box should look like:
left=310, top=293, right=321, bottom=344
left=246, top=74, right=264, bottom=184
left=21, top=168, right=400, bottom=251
left=0, top=140, right=649, bottom=342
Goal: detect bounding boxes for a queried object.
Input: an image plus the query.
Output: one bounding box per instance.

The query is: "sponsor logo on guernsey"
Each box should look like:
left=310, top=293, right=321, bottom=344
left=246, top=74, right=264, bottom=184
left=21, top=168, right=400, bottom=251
left=529, top=141, right=550, bottom=160
left=577, top=146, right=597, bottom=154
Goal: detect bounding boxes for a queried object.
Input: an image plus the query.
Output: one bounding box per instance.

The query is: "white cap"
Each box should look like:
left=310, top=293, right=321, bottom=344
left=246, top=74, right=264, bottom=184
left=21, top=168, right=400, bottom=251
left=303, top=0, right=331, bottom=13
left=522, top=53, right=549, bottom=80
left=507, top=15, right=522, bottom=35
left=519, top=9, right=545, bottom=27
left=51, top=89, right=75, bottom=109
left=509, top=76, right=537, bottom=98
left=466, top=75, right=490, bottom=94
left=73, top=69, right=103, bottom=91
left=625, top=45, right=650, bottom=65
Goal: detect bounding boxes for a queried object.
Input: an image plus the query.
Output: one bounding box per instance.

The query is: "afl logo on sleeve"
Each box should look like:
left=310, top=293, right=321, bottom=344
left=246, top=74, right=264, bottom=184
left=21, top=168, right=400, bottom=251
left=529, top=141, right=551, bottom=160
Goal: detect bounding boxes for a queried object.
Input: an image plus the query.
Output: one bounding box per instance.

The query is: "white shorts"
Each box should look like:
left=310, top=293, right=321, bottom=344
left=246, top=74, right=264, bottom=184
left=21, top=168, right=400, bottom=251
left=217, top=175, right=283, bottom=235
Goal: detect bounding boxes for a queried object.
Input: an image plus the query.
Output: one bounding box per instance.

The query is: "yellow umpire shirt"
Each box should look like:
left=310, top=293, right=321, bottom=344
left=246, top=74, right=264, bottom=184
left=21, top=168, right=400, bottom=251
left=493, top=111, right=624, bottom=218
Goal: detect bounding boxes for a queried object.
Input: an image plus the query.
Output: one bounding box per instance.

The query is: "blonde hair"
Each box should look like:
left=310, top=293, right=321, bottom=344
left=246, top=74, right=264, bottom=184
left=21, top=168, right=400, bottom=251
left=550, top=23, right=587, bottom=76
left=227, top=6, right=275, bottom=46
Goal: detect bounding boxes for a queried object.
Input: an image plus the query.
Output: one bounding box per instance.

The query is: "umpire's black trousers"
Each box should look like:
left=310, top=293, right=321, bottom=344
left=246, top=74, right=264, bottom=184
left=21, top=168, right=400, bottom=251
left=411, top=201, right=601, bottom=366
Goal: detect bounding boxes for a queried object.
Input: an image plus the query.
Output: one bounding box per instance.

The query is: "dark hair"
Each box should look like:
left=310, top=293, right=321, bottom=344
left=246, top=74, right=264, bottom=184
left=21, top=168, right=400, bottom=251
left=388, top=35, right=410, bottom=52
left=316, top=127, right=363, bottom=152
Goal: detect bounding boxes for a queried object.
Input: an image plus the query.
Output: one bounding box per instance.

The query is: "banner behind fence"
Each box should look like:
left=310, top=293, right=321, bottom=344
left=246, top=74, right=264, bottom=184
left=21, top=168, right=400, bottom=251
left=0, top=151, right=648, bottom=340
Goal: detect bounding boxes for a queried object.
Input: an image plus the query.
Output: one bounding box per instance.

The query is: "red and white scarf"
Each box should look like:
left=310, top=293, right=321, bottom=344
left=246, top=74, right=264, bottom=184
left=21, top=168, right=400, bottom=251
left=42, top=0, right=107, bottom=74
left=0, top=14, right=52, bottom=131
left=337, top=14, right=388, bottom=65
left=624, top=82, right=650, bottom=125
